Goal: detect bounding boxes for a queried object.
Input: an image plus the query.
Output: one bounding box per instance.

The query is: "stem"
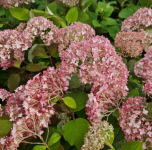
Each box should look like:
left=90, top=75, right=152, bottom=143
left=105, top=141, right=114, bottom=149
left=79, top=0, right=83, bottom=10
left=21, top=141, right=43, bottom=145
left=47, top=46, right=53, bottom=66
left=46, top=126, right=49, bottom=143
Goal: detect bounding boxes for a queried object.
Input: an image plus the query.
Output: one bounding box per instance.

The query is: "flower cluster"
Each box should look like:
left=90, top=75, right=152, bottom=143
left=115, top=31, right=145, bottom=57
left=55, top=0, right=79, bottom=6
left=81, top=121, right=114, bottom=150
left=0, top=89, right=12, bottom=101
left=60, top=36, right=129, bottom=122
left=0, top=17, right=95, bottom=70
left=0, top=0, right=35, bottom=8
left=121, top=8, right=152, bottom=31
left=56, top=22, right=95, bottom=56
left=118, top=97, right=152, bottom=149
left=23, top=16, right=58, bottom=47
left=134, top=49, right=152, bottom=95
left=115, top=8, right=152, bottom=57
left=0, top=29, right=30, bottom=70
left=0, top=67, right=69, bottom=149
left=0, top=16, right=58, bottom=70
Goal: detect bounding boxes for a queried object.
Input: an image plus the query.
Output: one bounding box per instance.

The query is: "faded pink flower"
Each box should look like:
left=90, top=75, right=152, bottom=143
left=118, top=97, right=152, bottom=149
left=55, top=22, right=95, bottom=56
left=115, top=31, right=145, bottom=57
left=0, top=0, right=35, bottom=8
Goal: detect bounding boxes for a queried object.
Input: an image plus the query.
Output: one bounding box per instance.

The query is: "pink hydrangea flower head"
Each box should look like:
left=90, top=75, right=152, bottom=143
left=60, top=36, right=129, bottom=122
left=115, top=31, right=145, bottom=57
left=24, top=67, right=69, bottom=116
left=0, top=0, right=35, bottom=8
left=134, top=49, right=152, bottom=95
left=121, top=8, right=152, bottom=31
left=0, top=29, right=30, bottom=70
left=118, top=96, right=152, bottom=149
left=5, top=85, right=27, bottom=121
left=0, top=89, right=11, bottom=101
left=55, top=22, right=95, bottom=56
left=23, top=16, right=58, bottom=47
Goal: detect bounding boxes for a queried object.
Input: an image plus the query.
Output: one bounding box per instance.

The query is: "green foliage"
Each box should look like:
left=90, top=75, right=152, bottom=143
left=8, top=74, right=20, bottom=92
left=139, top=0, right=152, bottom=7
left=63, top=97, right=77, bottom=109
left=48, top=133, right=61, bottom=147
left=113, top=129, right=127, bottom=150
left=66, top=7, right=78, bottom=24
left=32, top=47, right=47, bottom=57
left=9, top=7, right=30, bottom=21
left=146, top=102, right=152, bottom=116
left=119, top=6, right=141, bottom=18
left=13, top=60, right=22, bottom=68
left=64, top=93, right=88, bottom=111
left=26, top=64, right=47, bottom=72
left=96, top=1, right=114, bottom=18
left=0, top=115, right=13, bottom=138
left=48, top=43, right=58, bottom=56
left=69, top=73, right=81, bottom=89
left=33, top=145, right=46, bottom=150
left=63, top=118, right=89, bottom=149
left=122, top=141, right=144, bottom=150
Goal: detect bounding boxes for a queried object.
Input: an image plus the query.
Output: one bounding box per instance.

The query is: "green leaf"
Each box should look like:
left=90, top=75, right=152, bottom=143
left=65, top=93, right=88, bottom=112
left=63, top=97, right=77, bottom=109
left=77, top=11, right=89, bottom=23
left=48, top=43, right=58, bottom=56
left=63, top=118, right=89, bottom=149
left=127, top=59, right=137, bottom=73
left=0, top=118, right=13, bottom=138
left=36, top=0, right=47, bottom=10
left=139, top=0, right=152, bottom=7
left=69, top=73, right=81, bottom=89
left=51, top=97, right=60, bottom=104
left=0, top=24, right=4, bottom=28
left=96, top=2, right=114, bottom=17
left=26, top=64, right=47, bottom=72
left=126, top=89, right=139, bottom=99
left=0, top=6, right=5, bottom=16
left=108, top=149, right=115, bottom=150
left=57, top=145, right=64, bottom=150
left=146, top=102, right=152, bottom=116
left=82, top=1, right=93, bottom=12
left=106, top=114, right=120, bottom=137
left=9, top=7, right=30, bottom=21
left=8, top=74, right=20, bottom=92
left=119, top=6, right=140, bottom=19
left=28, top=44, right=39, bottom=62
left=32, top=47, right=47, bottom=57
left=122, top=141, right=143, bottom=150
left=13, top=60, right=21, bottom=68
left=106, top=25, right=120, bottom=39
left=113, top=129, right=126, bottom=150
left=33, top=145, right=46, bottom=150
left=48, top=2, right=58, bottom=14
left=66, top=7, right=78, bottom=24
left=48, top=133, right=61, bottom=146
left=92, top=20, right=102, bottom=27
left=101, top=18, right=117, bottom=26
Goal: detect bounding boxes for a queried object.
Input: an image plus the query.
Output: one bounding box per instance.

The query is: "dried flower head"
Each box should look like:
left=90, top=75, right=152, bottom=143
left=81, top=121, right=114, bottom=150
